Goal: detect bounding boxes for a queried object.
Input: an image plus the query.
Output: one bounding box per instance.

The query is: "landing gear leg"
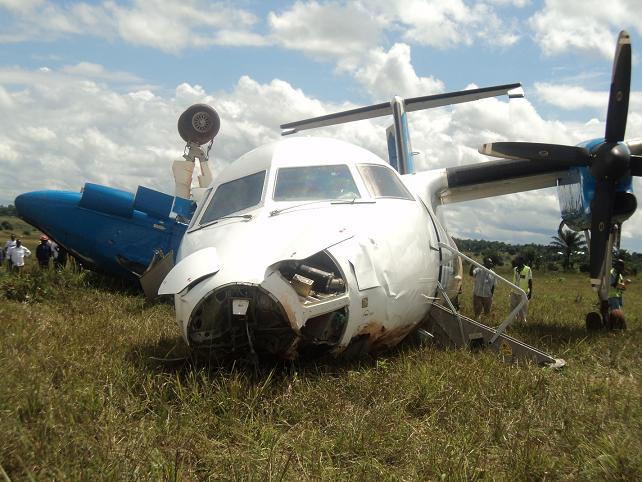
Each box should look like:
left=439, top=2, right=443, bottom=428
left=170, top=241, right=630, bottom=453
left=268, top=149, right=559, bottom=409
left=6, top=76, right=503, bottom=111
left=586, top=228, right=616, bottom=332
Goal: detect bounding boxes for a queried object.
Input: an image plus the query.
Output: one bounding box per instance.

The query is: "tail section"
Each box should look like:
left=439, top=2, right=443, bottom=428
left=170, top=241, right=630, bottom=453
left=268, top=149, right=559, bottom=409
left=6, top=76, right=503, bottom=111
left=281, top=84, right=523, bottom=175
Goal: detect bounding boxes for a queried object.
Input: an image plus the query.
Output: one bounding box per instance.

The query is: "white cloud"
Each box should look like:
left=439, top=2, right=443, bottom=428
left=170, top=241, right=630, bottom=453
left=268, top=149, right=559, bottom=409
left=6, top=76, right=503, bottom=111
left=0, top=0, right=265, bottom=52
left=368, top=0, right=521, bottom=49
left=353, top=43, right=444, bottom=99
left=535, top=82, right=642, bottom=113
left=268, top=1, right=384, bottom=69
left=61, top=62, right=143, bottom=83
left=529, top=0, right=642, bottom=58
left=487, top=0, right=531, bottom=6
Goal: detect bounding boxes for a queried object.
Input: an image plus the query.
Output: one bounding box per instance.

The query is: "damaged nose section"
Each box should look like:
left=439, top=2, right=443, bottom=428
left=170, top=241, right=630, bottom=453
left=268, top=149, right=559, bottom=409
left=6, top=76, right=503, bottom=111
left=187, top=284, right=297, bottom=358
left=184, top=250, right=351, bottom=360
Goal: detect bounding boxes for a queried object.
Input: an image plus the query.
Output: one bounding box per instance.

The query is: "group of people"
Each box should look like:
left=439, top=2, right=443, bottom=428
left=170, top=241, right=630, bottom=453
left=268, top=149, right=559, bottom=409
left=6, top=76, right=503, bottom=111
left=467, top=254, right=628, bottom=322
left=468, top=255, right=532, bottom=322
left=2, top=233, right=67, bottom=273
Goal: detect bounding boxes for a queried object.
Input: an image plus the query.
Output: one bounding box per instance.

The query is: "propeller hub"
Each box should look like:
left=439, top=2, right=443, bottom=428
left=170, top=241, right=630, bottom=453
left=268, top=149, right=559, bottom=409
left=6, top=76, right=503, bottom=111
left=590, top=142, right=630, bottom=180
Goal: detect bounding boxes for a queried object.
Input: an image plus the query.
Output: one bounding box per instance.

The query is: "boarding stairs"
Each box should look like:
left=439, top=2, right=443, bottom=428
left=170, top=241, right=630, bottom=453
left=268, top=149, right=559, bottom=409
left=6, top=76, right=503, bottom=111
left=422, top=243, right=565, bottom=367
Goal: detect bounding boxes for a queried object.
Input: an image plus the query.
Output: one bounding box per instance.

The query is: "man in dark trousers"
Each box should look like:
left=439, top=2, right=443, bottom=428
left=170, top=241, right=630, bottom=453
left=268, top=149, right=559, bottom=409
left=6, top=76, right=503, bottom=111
left=510, top=256, right=532, bottom=322
left=469, top=257, right=496, bottom=319
left=36, top=235, right=53, bottom=268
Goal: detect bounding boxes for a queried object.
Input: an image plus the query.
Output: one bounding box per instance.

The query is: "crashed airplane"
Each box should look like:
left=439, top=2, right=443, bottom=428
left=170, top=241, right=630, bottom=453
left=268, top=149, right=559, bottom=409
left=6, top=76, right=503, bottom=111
left=15, top=31, right=641, bottom=366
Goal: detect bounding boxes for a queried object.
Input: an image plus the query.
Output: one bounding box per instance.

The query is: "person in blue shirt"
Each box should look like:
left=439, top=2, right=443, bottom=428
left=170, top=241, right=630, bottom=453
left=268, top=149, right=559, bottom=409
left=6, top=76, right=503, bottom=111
left=36, top=235, right=53, bottom=268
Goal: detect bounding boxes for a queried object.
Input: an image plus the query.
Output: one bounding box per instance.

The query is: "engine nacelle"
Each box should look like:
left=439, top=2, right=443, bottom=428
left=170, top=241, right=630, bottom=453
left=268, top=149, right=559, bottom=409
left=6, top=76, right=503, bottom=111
left=557, top=166, right=637, bottom=231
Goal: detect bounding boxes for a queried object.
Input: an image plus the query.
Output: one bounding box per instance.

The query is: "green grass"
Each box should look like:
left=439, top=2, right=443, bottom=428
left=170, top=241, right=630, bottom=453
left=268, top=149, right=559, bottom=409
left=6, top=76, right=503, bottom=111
left=1, top=263, right=640, bottom=480
left=0, top=216, right=39, bottom=242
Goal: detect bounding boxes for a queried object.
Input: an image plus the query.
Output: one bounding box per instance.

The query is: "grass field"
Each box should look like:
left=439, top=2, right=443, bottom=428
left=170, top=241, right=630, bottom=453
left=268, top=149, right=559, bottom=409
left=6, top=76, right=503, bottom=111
left=0, top=249, right=640, bottom=480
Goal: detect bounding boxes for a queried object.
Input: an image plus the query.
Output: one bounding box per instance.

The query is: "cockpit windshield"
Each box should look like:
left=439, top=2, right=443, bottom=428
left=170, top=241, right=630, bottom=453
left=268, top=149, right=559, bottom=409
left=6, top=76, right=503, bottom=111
left=199, top=170, right=266, bottom=225
left=273, top=165, right=360, bottom=201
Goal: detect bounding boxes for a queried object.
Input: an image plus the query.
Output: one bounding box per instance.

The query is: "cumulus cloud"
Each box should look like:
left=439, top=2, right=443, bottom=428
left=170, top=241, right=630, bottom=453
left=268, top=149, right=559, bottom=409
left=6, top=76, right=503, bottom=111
left=0, top=0, right=265, bottom=52
left=535, top=83, right=642, bottom=113
left=529, top=0, right=642, bottom=58
left=268, top=1, right=384, bottom=69
left=369, top=0, right=521, bottom=49
left=353, top=43, right=444, bottom=99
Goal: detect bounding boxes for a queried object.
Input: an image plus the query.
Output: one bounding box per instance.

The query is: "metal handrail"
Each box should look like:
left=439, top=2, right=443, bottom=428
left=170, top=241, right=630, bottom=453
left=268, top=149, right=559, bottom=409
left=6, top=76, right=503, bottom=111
left=438, top=242, right=528, bottom=343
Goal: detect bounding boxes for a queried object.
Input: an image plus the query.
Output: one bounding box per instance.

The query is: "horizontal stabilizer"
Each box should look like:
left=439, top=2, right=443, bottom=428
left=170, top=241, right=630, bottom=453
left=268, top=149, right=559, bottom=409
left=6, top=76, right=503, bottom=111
left=281, top=83, right=522, bottom=135
left=405, top=83, right=522, bottom=112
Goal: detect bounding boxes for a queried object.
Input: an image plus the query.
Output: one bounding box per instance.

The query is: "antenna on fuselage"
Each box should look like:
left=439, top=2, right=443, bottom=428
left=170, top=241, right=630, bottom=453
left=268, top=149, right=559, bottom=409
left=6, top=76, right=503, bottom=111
left=280, top=84, right=524, bottom=175
left=173, top=104, right=221, bottom=199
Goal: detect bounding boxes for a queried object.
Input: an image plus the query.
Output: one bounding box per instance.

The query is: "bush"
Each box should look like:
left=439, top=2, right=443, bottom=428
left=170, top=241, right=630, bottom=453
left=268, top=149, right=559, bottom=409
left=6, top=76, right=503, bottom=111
left=1, top=221, right=13, bottom=230
left=547, top=262, right=559, bottom=271
left=0, top=265, right=90, bottom=303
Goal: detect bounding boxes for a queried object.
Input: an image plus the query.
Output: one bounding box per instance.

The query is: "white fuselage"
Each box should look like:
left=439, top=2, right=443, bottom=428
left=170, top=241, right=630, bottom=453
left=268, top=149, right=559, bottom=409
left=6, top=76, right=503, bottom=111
left=159, top=137, right=461, bottom=359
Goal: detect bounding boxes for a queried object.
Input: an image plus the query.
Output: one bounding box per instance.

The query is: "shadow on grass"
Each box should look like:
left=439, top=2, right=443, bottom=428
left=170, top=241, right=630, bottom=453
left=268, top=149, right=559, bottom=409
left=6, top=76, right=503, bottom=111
left=512, top=320, right=613, bottom=349
left=128, top=333, right=399, bottom=384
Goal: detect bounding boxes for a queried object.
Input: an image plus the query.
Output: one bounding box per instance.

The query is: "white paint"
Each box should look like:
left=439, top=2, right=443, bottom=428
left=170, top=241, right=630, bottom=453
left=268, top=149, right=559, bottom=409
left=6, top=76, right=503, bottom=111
left=158, top=246, right=220, bottom=295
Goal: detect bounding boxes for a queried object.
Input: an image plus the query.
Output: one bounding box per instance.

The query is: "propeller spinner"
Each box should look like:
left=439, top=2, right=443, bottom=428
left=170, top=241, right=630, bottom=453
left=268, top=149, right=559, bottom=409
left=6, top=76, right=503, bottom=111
left=479, top=30, right=641, bottom=284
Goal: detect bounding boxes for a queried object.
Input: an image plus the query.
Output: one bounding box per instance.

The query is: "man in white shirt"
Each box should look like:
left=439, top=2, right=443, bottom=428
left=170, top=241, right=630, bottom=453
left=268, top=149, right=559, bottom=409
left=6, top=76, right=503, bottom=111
left=4, top=233, right=16, bottom=268
left=7, top=239, right=31, bottom=273
left=469, top=257, right=496, bottom=319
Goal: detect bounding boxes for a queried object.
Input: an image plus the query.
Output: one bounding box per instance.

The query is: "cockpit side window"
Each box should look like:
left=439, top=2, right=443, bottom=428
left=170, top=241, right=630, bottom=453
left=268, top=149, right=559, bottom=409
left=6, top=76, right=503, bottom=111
left=199, top=170, right=266, bottom=225
left=273, top=165, right=360, bottom=201
left=357, top=164, right=415, bottom=200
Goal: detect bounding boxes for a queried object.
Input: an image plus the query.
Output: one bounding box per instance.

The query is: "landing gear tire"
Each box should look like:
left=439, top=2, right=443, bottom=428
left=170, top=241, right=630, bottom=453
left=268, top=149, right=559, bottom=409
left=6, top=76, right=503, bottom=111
left=606, top=309, right=627, bottom=330
left=585, top=312, right=603, bottom=331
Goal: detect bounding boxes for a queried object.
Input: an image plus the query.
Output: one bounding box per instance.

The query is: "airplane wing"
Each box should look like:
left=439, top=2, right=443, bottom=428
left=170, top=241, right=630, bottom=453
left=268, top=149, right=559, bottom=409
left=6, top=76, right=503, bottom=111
left=404, top=158, right=569, bottom=208
left=440, top=158, right=569, bottom=204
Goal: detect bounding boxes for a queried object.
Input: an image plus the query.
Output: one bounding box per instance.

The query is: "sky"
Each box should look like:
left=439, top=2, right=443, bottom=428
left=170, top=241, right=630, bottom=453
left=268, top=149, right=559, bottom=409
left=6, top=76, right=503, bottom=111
left=0, top=0, right=641, bottom=251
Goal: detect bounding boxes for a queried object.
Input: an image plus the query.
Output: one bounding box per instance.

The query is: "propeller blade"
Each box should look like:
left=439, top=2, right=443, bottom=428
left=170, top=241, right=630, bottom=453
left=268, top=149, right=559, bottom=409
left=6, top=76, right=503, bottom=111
left=589, top=181, right=616, bottom=280
left=479, top=142, right=590, bottom=165
left=631, top=155, right=642, bottom=176
left=626, top=138, right=642, bottom=155
left=605, top=31, right=631, bottom=142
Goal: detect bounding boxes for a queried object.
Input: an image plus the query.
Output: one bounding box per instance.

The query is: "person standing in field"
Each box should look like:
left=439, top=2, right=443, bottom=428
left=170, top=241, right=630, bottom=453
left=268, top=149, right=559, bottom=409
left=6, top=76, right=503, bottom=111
left=7, top=239, right=31, bottom=273
left=4, top=233, right=16, bottom=269
left=36, top=235, right=53, bottom=268
left=608, top=259, right=628, bottom=310
left=510, top=256, right=532, bottom=322
left=49, top=239, right=68, bottom=269
left=469, top=257, right=496, bottom=319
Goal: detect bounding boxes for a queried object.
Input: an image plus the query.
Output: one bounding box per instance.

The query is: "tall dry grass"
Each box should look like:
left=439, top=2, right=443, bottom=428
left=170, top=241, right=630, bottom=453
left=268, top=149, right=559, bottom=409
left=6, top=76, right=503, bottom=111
left=1, top=263, right=640, bottom=480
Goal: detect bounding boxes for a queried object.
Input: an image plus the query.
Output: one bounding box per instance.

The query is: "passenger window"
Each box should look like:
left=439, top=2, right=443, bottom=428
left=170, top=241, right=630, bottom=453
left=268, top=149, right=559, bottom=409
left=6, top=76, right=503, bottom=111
left=274, top=165, right=360, bottom=201
left=199, top=171, right=266, bottom=225
left=357, top=164, right=414, bottom=200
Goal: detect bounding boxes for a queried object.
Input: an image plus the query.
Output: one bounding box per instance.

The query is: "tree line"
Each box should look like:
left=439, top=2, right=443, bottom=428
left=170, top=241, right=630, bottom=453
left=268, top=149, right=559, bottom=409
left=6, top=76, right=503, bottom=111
left=454, top=234, right=641, bottom=275
left=0, top=204, right=17, bottom=216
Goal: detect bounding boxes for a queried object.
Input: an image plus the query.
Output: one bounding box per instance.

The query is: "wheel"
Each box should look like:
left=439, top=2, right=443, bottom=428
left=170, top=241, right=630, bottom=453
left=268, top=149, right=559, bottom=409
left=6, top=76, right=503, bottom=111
left=607, top=309, right=627, bottom=330
left=177, top=104, right=220, bottom=144
left=585, top=311, right=603, bottom=331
